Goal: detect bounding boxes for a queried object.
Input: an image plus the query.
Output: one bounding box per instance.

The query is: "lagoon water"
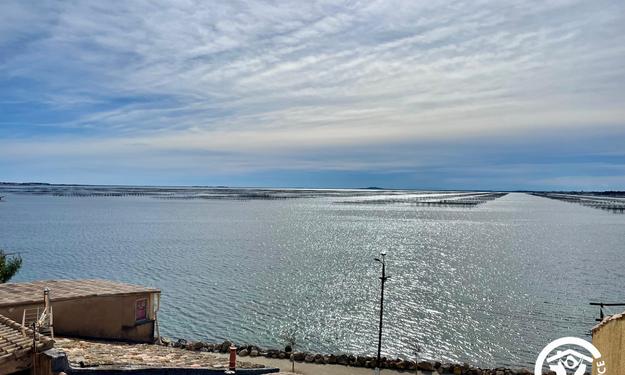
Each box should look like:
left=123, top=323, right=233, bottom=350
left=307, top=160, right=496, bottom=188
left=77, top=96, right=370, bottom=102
left=1, top=190, right=624, bottom=368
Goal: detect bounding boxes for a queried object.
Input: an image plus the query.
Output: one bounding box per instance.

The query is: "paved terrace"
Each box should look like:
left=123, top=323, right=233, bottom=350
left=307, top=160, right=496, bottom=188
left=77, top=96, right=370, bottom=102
left=55, top=338, right=294, bottom=374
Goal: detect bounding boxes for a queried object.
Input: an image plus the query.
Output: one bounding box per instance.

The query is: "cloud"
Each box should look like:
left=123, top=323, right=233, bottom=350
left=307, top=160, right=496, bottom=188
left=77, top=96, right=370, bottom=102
left=1, top=0, right=624, bottom=188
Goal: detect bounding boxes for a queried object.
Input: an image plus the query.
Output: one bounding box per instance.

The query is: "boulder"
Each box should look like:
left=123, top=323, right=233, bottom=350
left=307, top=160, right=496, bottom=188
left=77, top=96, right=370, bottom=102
left=265, top=349, right=279, bottom=358
left=337, top=354, right=349, bottom=365
left=173, top=338, right=187, bottom=348
left=304, top=354, right=315, bottom=363
left=278, top=352, right=286, bottom=359
left=328, top=354, right=337, bottom=364
left=314, top=354, right=324, bottom=364
left=250, top=349, right=259, bottom=357
left=418, top=361, right=434, bottom=371
left=293, top=352, right=305, bottom=362
left=380, top=356, right=388, bottom=368
left=396, top=360, right=407, bottom=370
left=187, top=341, right=204, bottom=351
left=239, top=349, right=249, bottom=357
left=159, top=337, right=171, bottom=346
left=462, top=363, right=471, bottom=371
left=441, top=364, right=452, bottom=373
left=220, top=341, right=232, bottom=353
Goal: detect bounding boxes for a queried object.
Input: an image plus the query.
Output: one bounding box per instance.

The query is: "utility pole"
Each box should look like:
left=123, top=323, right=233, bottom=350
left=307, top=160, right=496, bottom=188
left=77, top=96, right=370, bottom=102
left=374, top=251, right=389, bottom=375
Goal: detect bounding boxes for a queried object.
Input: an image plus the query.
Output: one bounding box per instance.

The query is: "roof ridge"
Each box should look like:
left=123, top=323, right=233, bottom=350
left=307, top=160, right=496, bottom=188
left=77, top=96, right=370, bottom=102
left=0, top=279, right=160, bottom=308
left=592, top=311, right=625, bottom=332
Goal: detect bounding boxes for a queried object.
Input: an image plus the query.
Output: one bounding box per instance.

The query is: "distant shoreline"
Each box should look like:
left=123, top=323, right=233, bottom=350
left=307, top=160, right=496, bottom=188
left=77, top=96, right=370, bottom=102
left=1, top=181, right=624, bottom=195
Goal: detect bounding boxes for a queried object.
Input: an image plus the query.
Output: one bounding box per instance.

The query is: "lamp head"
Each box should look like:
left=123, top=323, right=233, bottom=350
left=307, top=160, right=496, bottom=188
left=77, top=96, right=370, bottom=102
left=380, top=251, right=387, bottom=257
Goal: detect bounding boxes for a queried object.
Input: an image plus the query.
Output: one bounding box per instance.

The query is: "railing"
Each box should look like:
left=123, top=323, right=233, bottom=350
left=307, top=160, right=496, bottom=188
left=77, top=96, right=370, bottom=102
left=590, top=302, right=625, bottom=322
left=21, top=289, right=54, bottom=338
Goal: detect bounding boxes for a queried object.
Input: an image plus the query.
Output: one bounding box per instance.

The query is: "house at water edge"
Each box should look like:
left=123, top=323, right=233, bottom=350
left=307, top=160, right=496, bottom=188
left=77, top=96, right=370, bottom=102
left=0, top=279, right=161, bottom=344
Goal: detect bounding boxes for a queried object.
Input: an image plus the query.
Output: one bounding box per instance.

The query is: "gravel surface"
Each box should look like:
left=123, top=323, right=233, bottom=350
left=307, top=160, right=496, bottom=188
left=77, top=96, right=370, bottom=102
left=54, top=337, right=293, bottom=373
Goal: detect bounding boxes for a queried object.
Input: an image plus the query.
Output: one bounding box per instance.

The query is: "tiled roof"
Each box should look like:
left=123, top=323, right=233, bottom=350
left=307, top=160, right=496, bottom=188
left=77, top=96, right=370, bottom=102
left=0, top=313, right=53, bottom=365
left=0, top=279, right=160, bottom=307
left=592, top=311, right=625, bottom=333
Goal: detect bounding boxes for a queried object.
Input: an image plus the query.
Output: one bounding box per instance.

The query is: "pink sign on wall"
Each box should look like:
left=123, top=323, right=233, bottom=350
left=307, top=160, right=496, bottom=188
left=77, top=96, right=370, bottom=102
left=135, top=298, right=148, bottom=321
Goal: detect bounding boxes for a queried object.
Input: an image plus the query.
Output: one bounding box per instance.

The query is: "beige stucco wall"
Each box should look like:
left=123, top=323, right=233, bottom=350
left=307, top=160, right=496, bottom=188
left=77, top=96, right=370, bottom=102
left=0, top=293, right=157, bottom=342
left=592, top=316, right=624, bottom=375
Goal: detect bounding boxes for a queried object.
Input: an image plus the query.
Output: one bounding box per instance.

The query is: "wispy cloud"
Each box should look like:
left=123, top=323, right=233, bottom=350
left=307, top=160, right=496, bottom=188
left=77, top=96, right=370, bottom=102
left=1, top=0, right=624, bottom=188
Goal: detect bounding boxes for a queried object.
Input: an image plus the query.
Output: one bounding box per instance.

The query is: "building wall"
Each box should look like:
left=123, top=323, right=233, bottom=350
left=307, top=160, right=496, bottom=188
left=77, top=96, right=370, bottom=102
left=0, top=293, right=157, bottom=343
left=592, top=316, right=624, bottom=375
left=0, top=355, right=30, bottom=375
left=31, top=352, right=55, bottom=375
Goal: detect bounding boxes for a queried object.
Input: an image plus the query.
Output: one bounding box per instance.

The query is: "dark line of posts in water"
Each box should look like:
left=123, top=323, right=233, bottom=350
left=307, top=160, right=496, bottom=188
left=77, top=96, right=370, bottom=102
left=340, top=192, right=508, bottom=206
left=530, top=192, right=625, bottom=213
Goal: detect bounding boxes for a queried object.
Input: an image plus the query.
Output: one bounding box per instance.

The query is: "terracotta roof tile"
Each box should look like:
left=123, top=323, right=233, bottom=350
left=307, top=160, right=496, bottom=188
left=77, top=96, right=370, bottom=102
left=591, top=310, right=625, bottom=333
left=0, top=313, right=53, bottom=364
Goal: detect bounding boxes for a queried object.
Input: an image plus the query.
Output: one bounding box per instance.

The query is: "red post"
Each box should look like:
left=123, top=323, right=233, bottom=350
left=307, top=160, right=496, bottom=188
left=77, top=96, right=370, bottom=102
left=229, top=345, right=237, bottom=372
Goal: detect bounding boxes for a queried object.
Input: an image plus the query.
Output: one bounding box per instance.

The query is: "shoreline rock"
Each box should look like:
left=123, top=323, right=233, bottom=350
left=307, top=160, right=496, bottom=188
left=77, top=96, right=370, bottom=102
left=159, top=337, right=543, bottom=375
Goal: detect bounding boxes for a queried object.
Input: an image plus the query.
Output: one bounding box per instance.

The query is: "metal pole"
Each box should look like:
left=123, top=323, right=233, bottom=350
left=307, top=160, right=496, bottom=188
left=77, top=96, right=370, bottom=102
left=32, top=322, right=37, bottom=375
left=375, top=253, right=388, bottom=374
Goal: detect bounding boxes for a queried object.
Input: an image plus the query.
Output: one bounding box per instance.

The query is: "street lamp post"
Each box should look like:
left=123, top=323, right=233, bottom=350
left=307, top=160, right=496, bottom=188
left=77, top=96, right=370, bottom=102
left=374, top=251, right=389, bottom=375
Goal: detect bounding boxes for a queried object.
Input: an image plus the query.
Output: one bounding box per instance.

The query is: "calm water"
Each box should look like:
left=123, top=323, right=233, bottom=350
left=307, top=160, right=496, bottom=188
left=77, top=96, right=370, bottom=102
left=1, top=190, right=623, bottom=368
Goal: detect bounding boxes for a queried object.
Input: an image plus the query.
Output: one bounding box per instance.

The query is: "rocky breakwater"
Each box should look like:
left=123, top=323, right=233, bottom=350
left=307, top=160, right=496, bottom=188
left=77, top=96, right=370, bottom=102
left=161, top=338, right=542, bottom=375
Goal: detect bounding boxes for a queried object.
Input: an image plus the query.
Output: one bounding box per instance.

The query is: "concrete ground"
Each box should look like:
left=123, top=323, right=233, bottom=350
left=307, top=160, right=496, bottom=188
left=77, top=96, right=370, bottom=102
left=212, top=353, right=430, bottom=375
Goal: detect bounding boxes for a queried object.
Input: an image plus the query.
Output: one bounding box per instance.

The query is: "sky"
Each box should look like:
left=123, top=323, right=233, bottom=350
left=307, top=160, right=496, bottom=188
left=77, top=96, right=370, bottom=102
left=1, top=0, right=624, bottom=190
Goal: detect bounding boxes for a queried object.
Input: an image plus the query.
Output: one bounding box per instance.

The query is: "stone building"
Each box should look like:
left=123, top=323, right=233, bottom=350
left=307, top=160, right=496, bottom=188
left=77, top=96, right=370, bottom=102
left=592, top=310, right=624, bottom=375
left=0, top=279, right=161, bottom=343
